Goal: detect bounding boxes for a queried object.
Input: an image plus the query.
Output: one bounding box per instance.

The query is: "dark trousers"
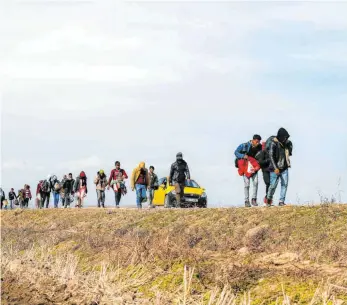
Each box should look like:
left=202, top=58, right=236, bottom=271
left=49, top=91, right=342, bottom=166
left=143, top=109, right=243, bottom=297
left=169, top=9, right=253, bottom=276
left=114, top=191, right=121, bottom=206
left=23, top=198, right=29, bottom=208
left=174, top=182, right=185, bottom=206
left=40, top=192, right=50, bottom=208
left=262, top=170, right=270, bottom=196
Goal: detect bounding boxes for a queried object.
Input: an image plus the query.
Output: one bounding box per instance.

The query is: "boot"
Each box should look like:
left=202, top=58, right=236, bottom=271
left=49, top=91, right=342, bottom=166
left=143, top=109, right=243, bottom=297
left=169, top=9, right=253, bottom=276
left=245, top=200, right=251, bottom=208
left=251, top=198, right=258, bottom=206
left=266, top=199, right=273, bottom=207
left=102, top=204, right=105, bottom=208
left=279, top=201, right=286, bottom=207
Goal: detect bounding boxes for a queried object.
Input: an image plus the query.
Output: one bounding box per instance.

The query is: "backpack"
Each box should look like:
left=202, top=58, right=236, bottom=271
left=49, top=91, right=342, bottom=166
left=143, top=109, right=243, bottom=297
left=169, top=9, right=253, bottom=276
left=40, top=180, right=49, bottom=193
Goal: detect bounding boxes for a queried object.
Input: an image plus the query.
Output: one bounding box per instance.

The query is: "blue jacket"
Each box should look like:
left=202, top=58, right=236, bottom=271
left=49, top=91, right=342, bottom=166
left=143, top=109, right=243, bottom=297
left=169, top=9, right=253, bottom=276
left=234, top=141, right=252, bottom=159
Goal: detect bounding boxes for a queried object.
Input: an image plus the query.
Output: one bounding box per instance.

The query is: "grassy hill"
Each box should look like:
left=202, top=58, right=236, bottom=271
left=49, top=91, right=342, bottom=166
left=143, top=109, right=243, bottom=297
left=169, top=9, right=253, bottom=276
left=1, top=205, right=347, bottom=304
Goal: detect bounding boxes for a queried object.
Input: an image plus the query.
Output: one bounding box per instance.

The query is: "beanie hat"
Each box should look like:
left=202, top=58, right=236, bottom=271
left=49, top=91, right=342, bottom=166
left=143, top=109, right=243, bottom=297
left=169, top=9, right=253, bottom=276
left=80, top=171, right=86, bottom=178
left=176, top=152, right=183, bottom=160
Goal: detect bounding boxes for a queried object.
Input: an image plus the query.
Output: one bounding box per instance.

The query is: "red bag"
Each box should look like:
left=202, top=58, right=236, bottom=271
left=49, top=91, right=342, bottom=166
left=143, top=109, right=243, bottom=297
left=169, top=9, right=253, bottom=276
left=237, top=157, right=260, bottom=177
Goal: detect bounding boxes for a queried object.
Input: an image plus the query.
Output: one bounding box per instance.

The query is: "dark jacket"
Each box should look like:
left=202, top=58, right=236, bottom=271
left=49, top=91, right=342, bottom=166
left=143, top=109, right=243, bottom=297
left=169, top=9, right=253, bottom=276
left=8, top=191, right=16, bottom=200
left=255, top=150, right=270, bottom=171
left=268, top=128, right=293, bottom=172
left=169, top=160, right=190, bottom=184
left=149, top=172, right=159, bottom=189
left=63, top=178, right=75, bottom=194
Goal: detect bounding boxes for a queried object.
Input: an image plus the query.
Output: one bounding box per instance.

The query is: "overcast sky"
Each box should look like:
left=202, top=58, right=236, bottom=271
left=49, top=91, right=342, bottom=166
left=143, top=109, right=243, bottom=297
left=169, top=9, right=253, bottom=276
left=1, top=1, right=346, bottom=207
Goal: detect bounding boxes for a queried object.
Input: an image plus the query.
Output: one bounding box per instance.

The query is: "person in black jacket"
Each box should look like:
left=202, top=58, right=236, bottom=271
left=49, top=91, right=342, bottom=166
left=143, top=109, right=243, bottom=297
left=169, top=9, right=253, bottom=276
left=62, top=173, right=75, bottom=208
left=266, top=127, right=293, bottom=206
left=169, top=152, right=190, bottom=206
left=8, top=188, right=17, bottom=210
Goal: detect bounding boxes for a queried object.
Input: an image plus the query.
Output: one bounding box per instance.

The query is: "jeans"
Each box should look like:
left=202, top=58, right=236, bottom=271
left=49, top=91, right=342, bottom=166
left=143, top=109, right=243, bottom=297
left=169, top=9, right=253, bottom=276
left=63, top=192, right=71, bottom=208
left=267, top=169, right=289, bottom=203
left=135, top=184, right=147, bottom=208
left=9, top=200, right=15, bottom=210
left=148, top=189, right=154, bottom=206
left=243, top=172, right=258, bottom=202
left=53, top=192, right=60, bottom=208
left=97, top=190, right=105, bottom=207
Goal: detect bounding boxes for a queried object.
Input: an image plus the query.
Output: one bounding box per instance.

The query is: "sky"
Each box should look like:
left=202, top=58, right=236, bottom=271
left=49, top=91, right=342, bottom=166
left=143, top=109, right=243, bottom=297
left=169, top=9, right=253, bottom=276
left=0, top=1, right=346, bottom=207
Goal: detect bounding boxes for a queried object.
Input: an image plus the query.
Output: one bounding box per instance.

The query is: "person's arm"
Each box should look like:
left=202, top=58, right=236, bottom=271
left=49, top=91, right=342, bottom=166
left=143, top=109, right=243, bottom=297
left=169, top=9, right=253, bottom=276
left=130, top=169, right=135, bottom=190
left=234, top=143, right=246, bottom=159
left=269, top=142, right=278, bottom=172
left=287, top=140, right=293, bottom=156
left=94, top=175, right=99, bottom=185
left=122, top=170, right=128, bottom=179
left=169, top=164, right=174, bottom=184
left=108, top=170, right=114, bottom=185
left=146, top=170, right=150, bottom=187
left=185, top=163, right=191, bottom=180
left=154, top=174, right=159, bottom=186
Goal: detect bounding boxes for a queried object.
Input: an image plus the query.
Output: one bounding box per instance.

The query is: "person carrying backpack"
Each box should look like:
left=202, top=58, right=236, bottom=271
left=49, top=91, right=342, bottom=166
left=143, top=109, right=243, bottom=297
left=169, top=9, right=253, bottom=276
left=108, top=161, right=128, bottom=208
left=8, top=188, right=17, bottom=210
left=169, top=152, right=191, bottom=207
left=51, top=175, right=61, bottom=208
left=235, top=135, right=262, bottom=207
left=94, top=170, right=108, bottom=208
left=74, top=171, right=88, bottom=208
left=38, top=176, right=52, bottom=208
left=266, top=127, right=293, bottom=207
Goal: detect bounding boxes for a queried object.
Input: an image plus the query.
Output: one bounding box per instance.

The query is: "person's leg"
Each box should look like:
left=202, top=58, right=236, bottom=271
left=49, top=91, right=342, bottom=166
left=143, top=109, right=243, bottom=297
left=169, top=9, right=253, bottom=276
left=54, top=193, right=58, bottom=208
left=96, top=190, right=101, bottom=207
left=148, top=189, right=154, bottom=207
left=100, top=190, right=105, bottom=207
left=267, top=172, right=280, bottom=204
left=115, top=191, right=121, bottom=207
left=45, top=192, right=50, bottom=208
left=135, top=184, right=142, bottom=208
left=251, top=173, right=259, bottom=205
left=279, top=169, right=289, bottom=205
left=174, top=183, right=182, bottom=207
left=243, top=175, right=251, bottom=206
left=9, top=200, right=13, bottom=210
left=40, top=192, right=45, bottom=209
left=262, top=171, right=270, bottom=198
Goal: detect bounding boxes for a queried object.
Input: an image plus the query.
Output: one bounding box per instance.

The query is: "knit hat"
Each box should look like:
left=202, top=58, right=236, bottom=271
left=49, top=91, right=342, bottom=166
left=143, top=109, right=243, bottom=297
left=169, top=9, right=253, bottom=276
left=99, top=169, right=104, bottom=175
left=80, top=171, right=86, bottom=178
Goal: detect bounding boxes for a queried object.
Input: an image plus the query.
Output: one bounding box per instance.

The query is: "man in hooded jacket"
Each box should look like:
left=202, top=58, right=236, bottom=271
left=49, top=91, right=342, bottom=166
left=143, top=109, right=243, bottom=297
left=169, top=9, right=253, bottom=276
left=169, top=152, right=191, bottom=207
left=266, top=127, right=293, bottom=206
left=131, top=162, right=150, bottom=209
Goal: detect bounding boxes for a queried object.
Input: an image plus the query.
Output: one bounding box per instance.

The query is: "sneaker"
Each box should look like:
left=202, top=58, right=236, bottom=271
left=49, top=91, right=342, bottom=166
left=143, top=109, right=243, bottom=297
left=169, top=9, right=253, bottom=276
left=263, top=197, right=268, bottom=204
left=251, top=198, right=258, bottom=206
left=245, top=200, right=251, bottom=208
left=116, top=205, right=120, bottom=209
left=266, top=199, right=273, bottom=207
left=279, top=201, right=286, bottom=206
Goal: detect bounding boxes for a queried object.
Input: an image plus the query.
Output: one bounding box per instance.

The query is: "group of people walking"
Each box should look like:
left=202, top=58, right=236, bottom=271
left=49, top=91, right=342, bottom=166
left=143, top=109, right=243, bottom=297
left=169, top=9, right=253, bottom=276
left=1, top=129, right=293, bottom=210
left=235, top=127, right=293, bottom=207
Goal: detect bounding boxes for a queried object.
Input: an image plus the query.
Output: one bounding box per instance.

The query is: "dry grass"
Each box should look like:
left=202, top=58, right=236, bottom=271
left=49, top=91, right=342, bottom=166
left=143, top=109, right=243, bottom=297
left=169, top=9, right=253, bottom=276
left=1, top=205, right=347, bottom=304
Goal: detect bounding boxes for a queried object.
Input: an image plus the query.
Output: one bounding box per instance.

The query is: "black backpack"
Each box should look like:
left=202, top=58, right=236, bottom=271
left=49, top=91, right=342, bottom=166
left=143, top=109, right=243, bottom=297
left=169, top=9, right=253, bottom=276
left=40, top=180, right=50, bottom=193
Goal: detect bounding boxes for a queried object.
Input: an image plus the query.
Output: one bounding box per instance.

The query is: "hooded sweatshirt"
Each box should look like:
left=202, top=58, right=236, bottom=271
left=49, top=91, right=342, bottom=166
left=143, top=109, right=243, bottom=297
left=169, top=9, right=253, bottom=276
left=131, top=162, right=149, bottom=189
left=269, top=128, right=293, bottom=171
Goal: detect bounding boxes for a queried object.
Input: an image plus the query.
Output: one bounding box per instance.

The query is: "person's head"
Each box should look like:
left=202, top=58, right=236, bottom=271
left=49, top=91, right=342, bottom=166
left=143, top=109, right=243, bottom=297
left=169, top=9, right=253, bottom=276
left=26, top=185, right=30, bottom=189
left=80, top=171, right=86, bottom=178
left=176, top=152, right=183, bottom=161
left=99, top=169, right=105, bottom=176
left=139, top=162, right=145, bottom=169
left=115, top=161, right=120, bottom=169
left=252, top=134, right=262, bottom=147
left=63, top=175, right=67, bottom=179
left=149, top=166, right=154, bottom=173
left=277, top=127, right=290, bottom=144
left=117, top=172, right=123, bottom=179
left=11, top=188, right=14, bottom=191
left=68, top=173, right=73, bottom=179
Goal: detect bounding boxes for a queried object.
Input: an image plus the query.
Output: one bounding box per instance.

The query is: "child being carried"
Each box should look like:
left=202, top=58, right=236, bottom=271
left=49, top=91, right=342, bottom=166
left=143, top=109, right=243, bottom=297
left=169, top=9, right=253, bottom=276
left=111, top=172, right=127, bottom=195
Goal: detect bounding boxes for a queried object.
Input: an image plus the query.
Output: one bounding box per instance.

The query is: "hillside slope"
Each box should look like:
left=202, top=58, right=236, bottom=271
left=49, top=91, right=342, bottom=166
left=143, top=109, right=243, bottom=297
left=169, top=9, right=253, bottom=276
left=1, top=205, right=347, bottom=304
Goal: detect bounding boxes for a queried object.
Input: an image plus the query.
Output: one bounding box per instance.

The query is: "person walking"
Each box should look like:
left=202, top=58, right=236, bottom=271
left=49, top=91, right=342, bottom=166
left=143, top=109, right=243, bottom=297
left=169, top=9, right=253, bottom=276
left=108, top=161, right=128, bottom=208
left=234, top=135, right=262, bottom=207
left=148, top=166, right=158, bottom=208
left=38, top=175, right=52, bottom=208
left=23, top=185, right=32, bottom=208
left=255, top=141, right=271, bottom=204
left=130, top=162, right=150, bottom=209
left=169, top=152, right=191, bottom=207
left=0, top=188, right=6, bottom=209
left=52, top=177, right=61, bottom=208
left=74, top=171, right=88, bottom=208
left=266, top=128, right=293, bottom=207
left=8, top=188, right=17, bottom=210
left=94, top=170, right=108, bottom=208
left=62, top=173, right=75, bottom=208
